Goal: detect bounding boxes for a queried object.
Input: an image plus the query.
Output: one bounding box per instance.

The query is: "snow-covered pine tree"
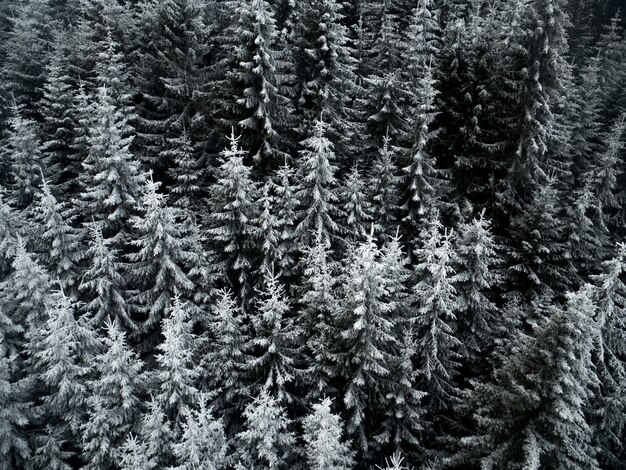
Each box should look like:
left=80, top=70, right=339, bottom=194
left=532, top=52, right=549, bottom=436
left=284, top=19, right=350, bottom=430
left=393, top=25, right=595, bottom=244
left=29, top=290, right=100, bottom=461
left=361, top=0, right=411, bottom=157
left=336, top=232, right=423, bottom=459
left=341, top=166, right=372, bottom=243
left=119, top=434, right=157, bottom=470
left=460, top=286, right=600, bottom=470
left=589, top=243, right=626, bottom=467
left=0, top=0, right=53, bottom=114
left=133, top=397, right=173, bottom=469
left=597, top=11, right=626, bottom=128
left=206, top=131, right=258, bottom=308
left=69, top=80, right=94, bottom=179
left=0, top=238, right=52, bottom=348
left=133, top=0, right=211, bottom=176
left=170, top=393, right=229, bottom=470
left=69, top=0, right=133, bottom=92
left=93, top=29, right=133, bottom=109
left=39, top=40, right=80, bottom=199
left=166, top=129, right=204, bottom=209
left=0, top=193, right=24, bottom=279
left=569, top=56, right=603, bottom=187
left=33, top=425, right=73, bottom=470
left=299, top=229, right=340, bottom=401
left=400, top=62, right=442, bottom=242
left=451, top=212, right=500, bottom=367
left=369, top=135, right=401, bottom=241
left=302, top=397, right=355, bottom=470
left=32, top=180, right=83, bottom=294
left=128, top=175, right=212, bottom=343
left=201, top=288, right=250, bottom=422
left=223, top=0, right=292, bottom=173
left=271, top=164, right=299, bottom=283
left=507, top=178, right=576, bottom=300
left=585, top=114, right=626, bottom=237
left=79, top=223, right=136, bottom=332
left=153, top=296, right=201, bottom=434
left=253, top=180, right=282, bottom=283
left=0, top=354, right=31, bottom=470
left=3, top=105, right=44, bottom=209
left=403, top=0, right=440, bottom=81
left=505, top=0, right=573, bottom=205
left=294, top=119, right=344, bottom=249
left=292, top=0, right=359, bottom=160
left=411, top=220, right=461, bottom=412
left=380, top=230, right=410, bottom=320
left=81, top=320, right=145, bottom=470
left=249, top=268, right=302, bottom=404
left=235, top=389, right=297, bottom=469
left=77, top=85, right=145, bottom=246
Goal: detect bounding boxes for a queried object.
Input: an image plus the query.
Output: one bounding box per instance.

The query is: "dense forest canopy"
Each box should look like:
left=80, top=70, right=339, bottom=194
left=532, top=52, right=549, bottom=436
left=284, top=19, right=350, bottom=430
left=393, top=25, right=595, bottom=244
left=1, top=0, right=626, bottom=468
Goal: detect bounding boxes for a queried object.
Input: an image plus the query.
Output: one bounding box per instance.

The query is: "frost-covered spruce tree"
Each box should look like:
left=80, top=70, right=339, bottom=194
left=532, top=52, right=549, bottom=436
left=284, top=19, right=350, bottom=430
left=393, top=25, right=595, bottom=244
left=206, top=131, right=258, bottom=307
left=166, top=129, right=204, bottom=209
left=292, top=0, right=358, bottom=158
left=584, top=115, right=626, bottom=237
left=504, top=0, right=573, bottom=204
left=411, top=220, right=461, bottom=413
left=133, top=0, right=211, bottom=173
left=140, top=397, right=174, bottom=468
left=0, top=239, right=52, bottom=349
left=32, top=180, right=83, bottom=294
left=461, top=286, right=599, bottom=470
left=565, top=187, right=604, bottom=279
left=153, top=296, right=201, bottom=434
left=403, top=0, right=441, bottom=79
left=569, top=57, right=603, bottom=185
left=93, top=30, right=134, bottom=109
left=271, top=165, right=299, bottom=282
left=253, top=180, right=282, bottom=282
left=294, top=119, right=344, bottom=249
left=589, top=244, right=626, bottom=466
left=507, top=178, right=575, bottom=300
left=235, top=389, right=297, bottom=469
left=249, top=269, right=302, bottom=404
left=39, top=43, right=80, bottom=198
left=362, top=0, right=410, bottom=152
left=597, top=12, right=626, bottom=126
left=0, top=354, right=31, bottom=470
left=302, top=398, right=355, bottom=470
left=77, top=85, right=145, bottom=245
left=27, top=291, right=101, bottom=469
left=0, top=193, right=24, bottom=279
left=128, top=176, right=212, bottom=342
left=30, top=291, right=100, bottom=449
left=400, top=62, right=441, bottom=241
left=380, top=230, right=411, bottom=320
left=224, top=0, right=292, bottom=173
left=3, top=105, right=44, bottom=209
left=336, top=233, right=422, bottom=459
left=79, top=224, right=136, bottom=332
left=171, top=394, right=229, bottom=470
left=81, top=320, right=145, bottom=470
left=342, top=166, right=372, bottom=243
left=33, top=425, right=73, bottom=470
left=451, top=212, right=500, bottom=367
left=119, top=434, right=156, bottom=470
left=299, top=229, right=340, bottom=401
left=0, top=0, right=53, bottom=113
left=201, top=288, right=250, bottom=421
left=369, top=136, right=401, bottom=241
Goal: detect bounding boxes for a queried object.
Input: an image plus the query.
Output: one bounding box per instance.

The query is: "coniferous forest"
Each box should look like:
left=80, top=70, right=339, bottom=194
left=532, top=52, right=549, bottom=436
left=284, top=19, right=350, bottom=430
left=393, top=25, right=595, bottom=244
left=1, top=0, right=626, bottom=468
